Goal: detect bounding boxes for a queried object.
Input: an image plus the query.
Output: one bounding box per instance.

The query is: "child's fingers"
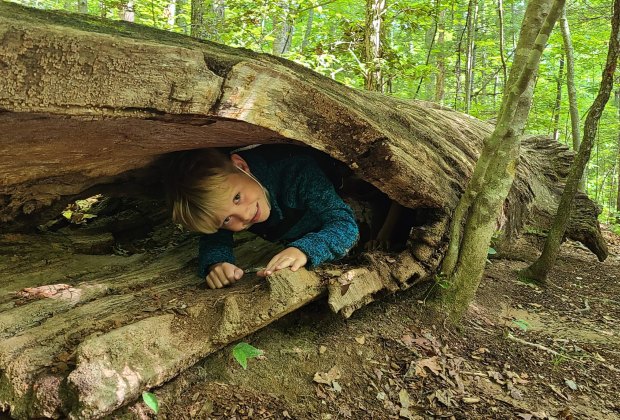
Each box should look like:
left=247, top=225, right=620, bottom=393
left=290, top=258, right=305, bottom=271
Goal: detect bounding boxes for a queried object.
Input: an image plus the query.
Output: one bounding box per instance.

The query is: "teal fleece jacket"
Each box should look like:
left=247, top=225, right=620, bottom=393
left=198, top=148, right=359, bottom=277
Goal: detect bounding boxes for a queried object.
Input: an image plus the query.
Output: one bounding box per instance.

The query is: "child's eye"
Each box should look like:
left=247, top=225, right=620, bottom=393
left=233, top=193, right=241, bottom=203
left=223, top=216, right=231, bottom=225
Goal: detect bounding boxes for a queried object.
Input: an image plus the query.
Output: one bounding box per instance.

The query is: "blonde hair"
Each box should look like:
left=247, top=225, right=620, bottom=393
left=165, top=149, right=237, bottom=234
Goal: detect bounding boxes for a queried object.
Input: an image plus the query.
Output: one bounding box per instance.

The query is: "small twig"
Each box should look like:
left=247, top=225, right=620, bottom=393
left=461, top=371, right=487, bottom=378
left=506, top=333, right=560, bottom=356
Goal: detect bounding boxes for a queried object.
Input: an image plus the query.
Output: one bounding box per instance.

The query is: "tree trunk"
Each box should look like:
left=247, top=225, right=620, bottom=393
left=190, top=0, right=205, bottom=38
left=0, top=2, right=606, bottom=417
left=560, top=5, right=584, bottom=190
left=78, top=0, right=88, bottom=13
left=300, top=7, right=314, bottom=52
left=551, top=55, right=564, bottom=141
left=440, top=0, right=565, bottom=320
left=522, top=0, right=620, bottom=283
left=464, top=0, right=478, bottom=113
left=435, top=8, right=446, bottom=104
left=120, top=0, right=134, bottom=22
left=364, top=0, right=386, bottom=91
left=210, top=0, right=225, bottom=41
left=616, top=89, right=620, bottom=223
left=272, top=1, right=292, bottom=56
left=497, top=0, right=508, bottom=89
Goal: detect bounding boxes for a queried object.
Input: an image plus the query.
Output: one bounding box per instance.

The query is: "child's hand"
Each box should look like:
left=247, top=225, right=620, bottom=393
left=206, top=262, right=244, bottom=289
left=257, top=247, right=308, bottom=277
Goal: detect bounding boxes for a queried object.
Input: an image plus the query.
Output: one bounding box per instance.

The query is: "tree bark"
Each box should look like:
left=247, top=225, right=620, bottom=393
left=364, top=0, right=386, bottom=91
left=560, top=5, right=584, bottom=190
left=435, top=8, right=446, bottom=103
left=440, top=0, right=565, bottom=320
left=552, top=55, right=564, bottom=141
left=272, top=1, right=292, bottom=55
left=464, top=0, right=478, bottom=113
left=522, top=0, right=619, bottom=283
left=190, top=0, right=205, bottom=38
left=616, top=89, right=620, bottom=223
left=497, top=0, right=508, bottom=89
left=0, top=2, right=606, bottom=417
left=301, top=7, right=314, bottom=52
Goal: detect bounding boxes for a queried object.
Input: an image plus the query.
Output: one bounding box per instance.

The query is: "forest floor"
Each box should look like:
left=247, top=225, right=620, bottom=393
left=119, top=228, right=620, bottom=420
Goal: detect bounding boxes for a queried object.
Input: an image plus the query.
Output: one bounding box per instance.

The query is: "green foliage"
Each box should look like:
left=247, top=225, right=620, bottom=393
left=142, top=391, right=159, bottom=414
left=232, top=342, right=263, bottom=370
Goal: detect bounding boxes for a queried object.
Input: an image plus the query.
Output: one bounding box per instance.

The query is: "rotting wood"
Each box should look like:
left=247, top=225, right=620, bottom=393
left=0, top=227, right=433, bottom=418
left=0, top=2, right=608, bottom=418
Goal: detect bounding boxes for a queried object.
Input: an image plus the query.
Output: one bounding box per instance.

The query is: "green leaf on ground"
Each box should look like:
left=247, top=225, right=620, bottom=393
left=232, top=342, right=264, bottom=369
left=512, top=319, right=530, bottom=331
left=142, top=391, right=159, bottom=414
left=488, top=247, right=497, bottom=255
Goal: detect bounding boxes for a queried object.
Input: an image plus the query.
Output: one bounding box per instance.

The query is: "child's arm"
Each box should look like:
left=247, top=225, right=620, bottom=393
left=198, top=230, right=244, bottom=288
left=283, top=157, right=359, bottom=267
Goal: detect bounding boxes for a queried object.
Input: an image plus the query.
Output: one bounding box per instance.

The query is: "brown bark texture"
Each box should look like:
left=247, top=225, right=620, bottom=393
left=0, top=3, right=607, bottom=418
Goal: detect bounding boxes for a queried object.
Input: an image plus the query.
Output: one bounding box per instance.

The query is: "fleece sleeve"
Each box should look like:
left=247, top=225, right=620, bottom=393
left=197, top=229, right=235, bottom=278
left=287, top=159, right=359, bottom=267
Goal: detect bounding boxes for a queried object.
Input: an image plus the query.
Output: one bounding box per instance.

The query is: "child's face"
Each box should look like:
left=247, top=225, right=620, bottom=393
left=215, top=171, right=271, bottom=232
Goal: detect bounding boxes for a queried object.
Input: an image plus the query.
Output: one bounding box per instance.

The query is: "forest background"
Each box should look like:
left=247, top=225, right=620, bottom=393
left=13, top=0, right=619, bottom=226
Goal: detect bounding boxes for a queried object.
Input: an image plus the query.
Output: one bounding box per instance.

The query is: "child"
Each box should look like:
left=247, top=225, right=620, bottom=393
left=166, top=146, right=359, bottom=289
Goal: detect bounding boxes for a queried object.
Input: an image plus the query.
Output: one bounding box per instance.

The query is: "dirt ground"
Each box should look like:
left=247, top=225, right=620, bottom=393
left=114, top=228, right=620, bottom=420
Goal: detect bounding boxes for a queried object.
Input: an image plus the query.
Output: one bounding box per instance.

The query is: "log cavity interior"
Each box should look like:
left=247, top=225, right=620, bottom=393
left=38, top=145, right=435, bottom=260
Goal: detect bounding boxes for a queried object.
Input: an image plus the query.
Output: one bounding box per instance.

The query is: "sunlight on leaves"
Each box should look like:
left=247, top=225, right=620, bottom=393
left=232, top=342, right=264, bottom=370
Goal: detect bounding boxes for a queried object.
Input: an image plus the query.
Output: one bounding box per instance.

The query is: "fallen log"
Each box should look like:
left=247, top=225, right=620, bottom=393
left=0, top=3, right=607, bottom=418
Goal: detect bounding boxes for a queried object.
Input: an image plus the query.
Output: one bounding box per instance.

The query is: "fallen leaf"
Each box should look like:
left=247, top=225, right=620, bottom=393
left=373, top=367, right=383, bottom=382
left=462, top=397, right=480, bottom=404
left=319, top=345, right=327, bottom=354
left=565, top=379, right=578, bottom=390
left=399, top=388, right=411, bottom=409
left=313, top=366, right=341, bottom=385
left=517, top=414, right=533, bottom=420
left=355, top=335, right=366, bottom=345
left=401, top=334, right=414, bottom=346
left=507, top=383, right=523, bottom=400
left=332, top=381, right=342, bottom=392
left=417, top=356, right=441, bottom=376
left=376, top=391, right=386, bottom=401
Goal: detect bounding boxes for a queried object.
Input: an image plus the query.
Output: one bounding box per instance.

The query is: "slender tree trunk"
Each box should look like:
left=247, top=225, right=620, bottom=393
left=439, top=0, right=564, bottom=320
left=435, top=9, right=447, bottom=104
left=521, top=0, right=619, bottom=283
left=464, top=0, right=478, bottom=113
left=560, top=6, right=584, bottom=190
left=165, top=0, right=177, bottom=29
left=191, top=0, right=205, bottom=38
left=454, top=25, right=466, bottom=109
left=301, top=7, right=314, bottom=52
left=78, top=0, right=88, bottom=13
left=497, top=0, right=508, bottom=89
left=616, top=89, right=620, bottom=223
left=273, top=1, right=293, bottom=55
left=211, top=0, right=225, bottom=42
left=119, top=0, right=134, bottom=22
left=364, top=0, right=387, bottom=91
left=415, top=9, right=438, bottom=99
left=551, top=55, right=564, bottom=141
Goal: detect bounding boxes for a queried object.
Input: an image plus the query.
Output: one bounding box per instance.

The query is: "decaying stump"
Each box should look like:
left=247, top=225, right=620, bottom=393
left=0, top=3, right=607, bottom=418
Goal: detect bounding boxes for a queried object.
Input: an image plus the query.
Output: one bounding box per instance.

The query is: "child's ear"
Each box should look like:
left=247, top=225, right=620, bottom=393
left=230, top=154, right=250, bottom=172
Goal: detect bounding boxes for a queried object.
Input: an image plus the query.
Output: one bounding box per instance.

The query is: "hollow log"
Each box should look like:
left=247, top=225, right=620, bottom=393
left=0, top=3, right=607, bottom=418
